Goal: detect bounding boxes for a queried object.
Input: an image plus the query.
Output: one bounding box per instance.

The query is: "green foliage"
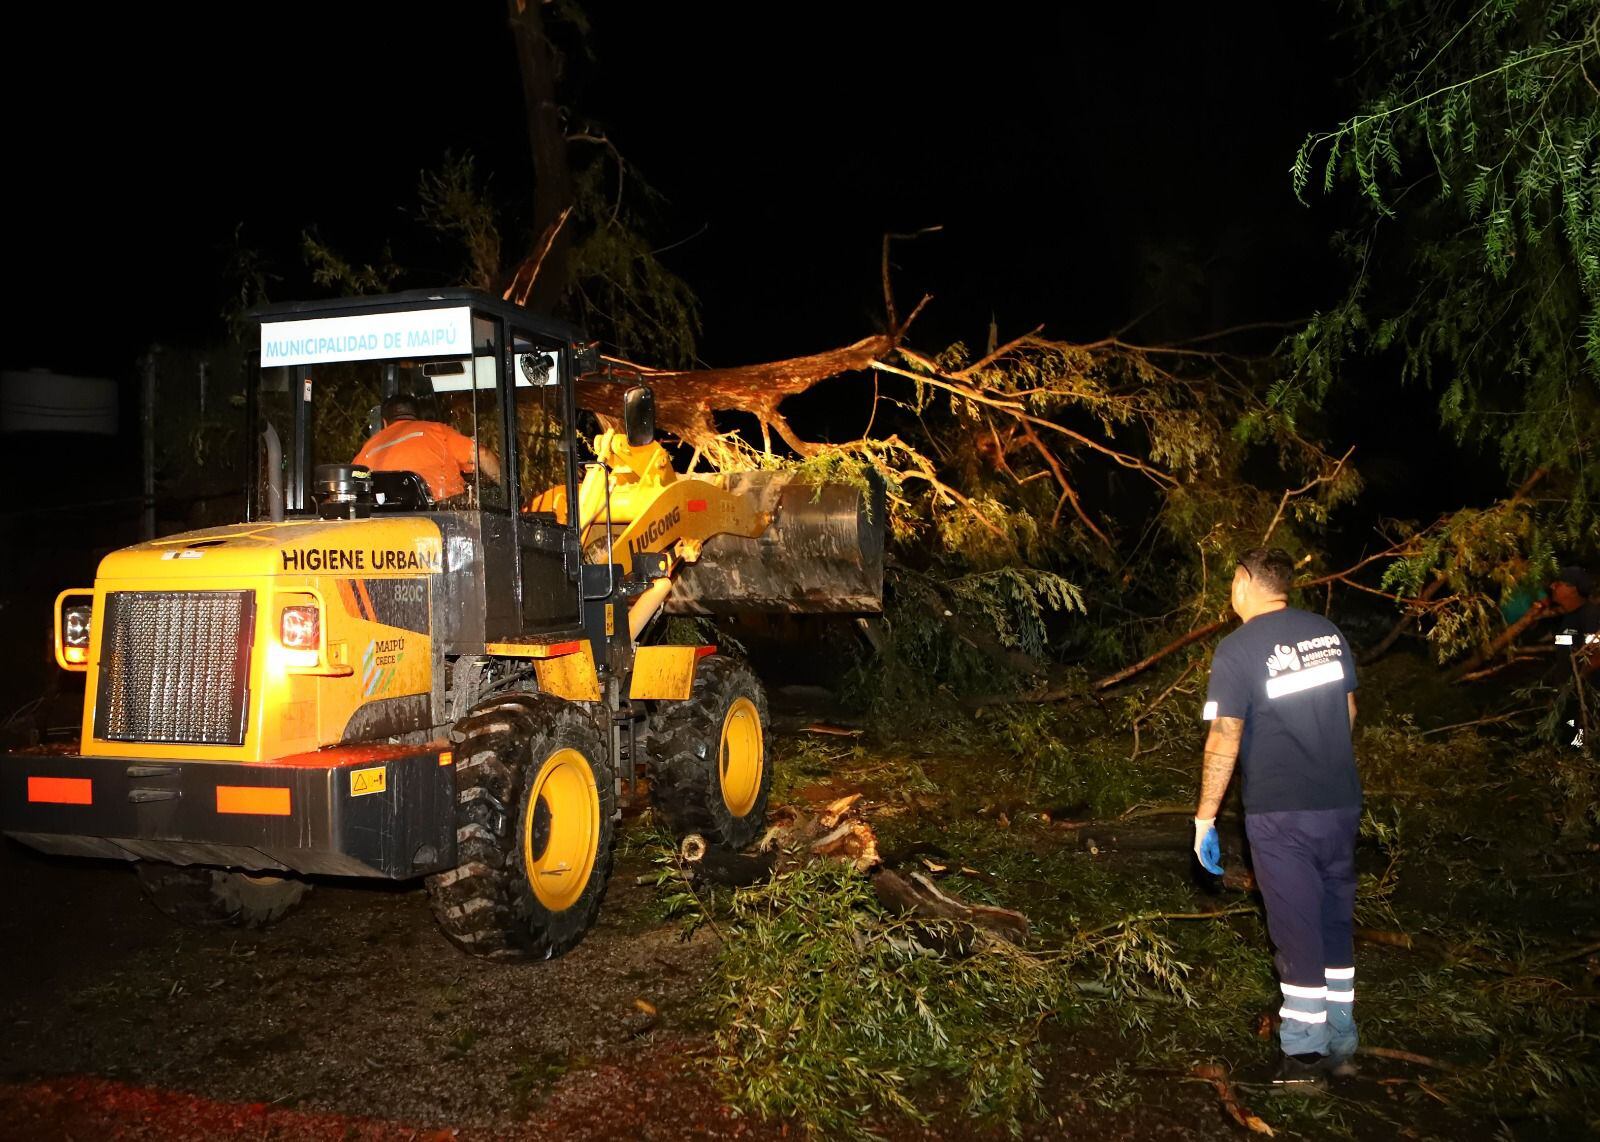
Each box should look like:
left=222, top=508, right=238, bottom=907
left=306, top=361, right=383, bottom=470
left=969, top=701, right=1168, bottom=818
left=1374, top=493, right=1558, bottom=659
left=290, top=133, right=702, bottom=367
left=710, top=863, right=1072, bottom=1136
left=801, top=329, right=1366, bottom=696
left=301, top=228, right=401, bottom=296
left=147, top=342, right=252, bottom=527
left=944, top=569, right=1084, bottom=658
left=416, top=151, right=502, bottom=293
left=1291, top=1, right=1600, bottom=525
left=843, top=568, right=1084, bottom=720
left=705, top=858, right=1208, bottom=1139
left=564, top=157, right=701, bottom=367
left=678, top=642, right=1600, bottom=1136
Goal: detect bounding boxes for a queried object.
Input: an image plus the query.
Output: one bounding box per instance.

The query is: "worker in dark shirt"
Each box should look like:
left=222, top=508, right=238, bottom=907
left=1548, top=565, right=1600, bottom=670
left=1545, top=566, right=1598, bottom=749
left=1193, top=547, right=1361, bottom=1087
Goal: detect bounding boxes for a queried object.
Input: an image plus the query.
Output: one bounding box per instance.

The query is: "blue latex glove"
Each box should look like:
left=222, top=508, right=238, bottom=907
left=1193, top=817, right=1224, bottom=875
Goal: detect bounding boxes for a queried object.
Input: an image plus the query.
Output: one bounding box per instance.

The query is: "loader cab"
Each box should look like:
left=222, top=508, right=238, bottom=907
left=247, top=290, right=598, bottom=644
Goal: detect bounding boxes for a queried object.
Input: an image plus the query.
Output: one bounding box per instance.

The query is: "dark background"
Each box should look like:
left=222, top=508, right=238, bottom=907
left=5, top=4, right=1349, bottom=369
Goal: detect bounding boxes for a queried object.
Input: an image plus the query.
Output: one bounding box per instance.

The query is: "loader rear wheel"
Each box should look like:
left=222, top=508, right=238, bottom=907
left=426, top=694, right=615, bottom=960
left=135, top=863, right=309, bottom=929
left=648, top=655, right=771, bottom=849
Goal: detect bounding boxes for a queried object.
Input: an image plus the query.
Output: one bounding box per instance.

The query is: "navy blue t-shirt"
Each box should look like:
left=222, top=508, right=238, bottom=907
left=1203, top=607, right=1361, bottom=814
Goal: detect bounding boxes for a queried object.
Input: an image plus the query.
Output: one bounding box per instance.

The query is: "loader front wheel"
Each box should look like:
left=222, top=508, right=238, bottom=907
left=649, top=655, right=771, bottom=849
left=135, top=863, right=310, bottom=929
left=426, top=695, right=615, bottom=960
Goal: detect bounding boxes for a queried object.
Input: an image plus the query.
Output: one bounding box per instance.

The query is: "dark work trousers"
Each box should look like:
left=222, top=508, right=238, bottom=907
left=1245, top=806, right=1361, bottom=1059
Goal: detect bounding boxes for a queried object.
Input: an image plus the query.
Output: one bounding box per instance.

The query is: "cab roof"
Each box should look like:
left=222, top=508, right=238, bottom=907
left=247, top=288, right=585, bottom=344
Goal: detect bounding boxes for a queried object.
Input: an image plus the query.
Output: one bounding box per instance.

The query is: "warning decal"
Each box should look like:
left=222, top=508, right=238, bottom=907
left=350, top=766, right=388, bottom=797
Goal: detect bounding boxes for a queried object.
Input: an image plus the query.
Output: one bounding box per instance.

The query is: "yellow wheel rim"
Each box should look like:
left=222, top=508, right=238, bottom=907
left=522, top=747, right=600, bottom=912
left=719, top=697, right=764, bottom=818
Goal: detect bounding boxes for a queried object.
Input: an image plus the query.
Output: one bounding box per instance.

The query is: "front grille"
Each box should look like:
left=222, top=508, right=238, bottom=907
left=94, top=591, right=255, bottom=746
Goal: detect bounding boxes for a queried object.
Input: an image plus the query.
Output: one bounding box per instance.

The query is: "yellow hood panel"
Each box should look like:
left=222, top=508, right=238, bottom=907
left=97, top=518, right=445, bottom=582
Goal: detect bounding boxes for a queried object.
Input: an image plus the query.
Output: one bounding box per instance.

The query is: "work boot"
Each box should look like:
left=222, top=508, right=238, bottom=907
left=1271, top=1052, right=1329, bottom=1092
left=1323, top=1052, right=1358, bottom=1079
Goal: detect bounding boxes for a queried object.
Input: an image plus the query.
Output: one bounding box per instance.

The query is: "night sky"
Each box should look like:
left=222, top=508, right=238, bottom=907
left=6, top=3, right=1348, bottom=371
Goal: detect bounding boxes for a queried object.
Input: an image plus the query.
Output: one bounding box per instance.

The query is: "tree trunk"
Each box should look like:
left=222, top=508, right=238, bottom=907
left=507, top=0, right=574, bottom=313
left=576, top=335, right=894, bottom=450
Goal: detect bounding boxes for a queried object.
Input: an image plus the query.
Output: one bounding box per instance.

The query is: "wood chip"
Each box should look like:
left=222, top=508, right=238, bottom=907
left=818, top=792, right=864, bottom=828
left=809, top=819, right=881, bottom=871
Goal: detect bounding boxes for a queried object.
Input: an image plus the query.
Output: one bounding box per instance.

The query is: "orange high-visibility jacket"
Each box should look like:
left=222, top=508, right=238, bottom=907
left=354, top=418, right=477, bottom=501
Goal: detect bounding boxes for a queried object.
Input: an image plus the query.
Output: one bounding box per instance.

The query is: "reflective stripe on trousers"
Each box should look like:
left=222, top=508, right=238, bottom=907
left=1325, top=965, right=1357, bottom=1060
left=1246, top=806, right=1361, bottom=1058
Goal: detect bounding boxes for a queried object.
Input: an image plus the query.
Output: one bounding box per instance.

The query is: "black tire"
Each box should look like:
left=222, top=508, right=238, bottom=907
left=425, top=694, right=615, bottom=960
left=648, top=655, right=772, bottom=849
left=135, top=863, right=309, bottom=928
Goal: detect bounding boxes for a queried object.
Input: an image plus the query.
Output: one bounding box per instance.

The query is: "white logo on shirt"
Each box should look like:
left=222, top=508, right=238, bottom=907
left=1265, top=644, right=1302, bottom=677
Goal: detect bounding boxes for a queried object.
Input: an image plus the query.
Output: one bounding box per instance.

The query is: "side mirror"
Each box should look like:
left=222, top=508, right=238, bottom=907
left=622, top=385, right=656, bottom=447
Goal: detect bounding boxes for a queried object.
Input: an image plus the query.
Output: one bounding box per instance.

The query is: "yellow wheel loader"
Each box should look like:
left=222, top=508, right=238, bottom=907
left=2, top=290, right=881, bottom=957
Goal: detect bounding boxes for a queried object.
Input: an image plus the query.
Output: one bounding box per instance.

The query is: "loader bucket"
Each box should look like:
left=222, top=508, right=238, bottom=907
left=665, top=472, right=884, bottom=615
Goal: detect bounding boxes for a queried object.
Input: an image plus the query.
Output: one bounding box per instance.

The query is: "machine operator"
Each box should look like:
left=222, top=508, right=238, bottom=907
left=354, top=394, right=501, bottom=502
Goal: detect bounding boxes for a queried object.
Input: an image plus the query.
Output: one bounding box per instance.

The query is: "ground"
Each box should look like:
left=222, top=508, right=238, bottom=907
left=0, top=822, right=1235, bottom=1141
left=2, top=663, right=1596, bottom=1139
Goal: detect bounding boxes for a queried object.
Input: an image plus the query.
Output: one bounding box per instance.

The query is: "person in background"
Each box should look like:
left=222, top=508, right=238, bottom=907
left=354, top=394, right=500, bottom=502
left=1547, top=566, right=1599, bottom=643
left=1193, top=547, right=1362, bottom=1088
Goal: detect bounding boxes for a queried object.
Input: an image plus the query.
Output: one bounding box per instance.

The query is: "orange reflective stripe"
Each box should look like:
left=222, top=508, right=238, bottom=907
left=216, top=786, right=291, bottom=815
left=28, top=776, right=92, bottom=805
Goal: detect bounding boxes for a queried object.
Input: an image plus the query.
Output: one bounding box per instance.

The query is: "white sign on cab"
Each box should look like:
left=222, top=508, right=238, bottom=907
left=260, top=307, right=474, bottom=368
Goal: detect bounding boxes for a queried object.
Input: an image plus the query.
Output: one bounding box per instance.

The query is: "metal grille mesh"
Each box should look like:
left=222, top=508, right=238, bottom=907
left=95, top=591, right=254, bottom=745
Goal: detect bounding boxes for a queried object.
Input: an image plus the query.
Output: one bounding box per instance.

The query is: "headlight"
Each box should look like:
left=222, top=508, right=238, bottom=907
left=63, top=605, right=92, bottom=648
left=54, top=591, right=93, bottom=670
left=280, top=605, right=321, bottom=650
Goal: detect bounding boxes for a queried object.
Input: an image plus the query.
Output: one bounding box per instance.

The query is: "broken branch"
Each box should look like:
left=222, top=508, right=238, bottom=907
left=871, top=867, right=1031, bottom=945
left=1189, top=1063, right=1276, bottom=1135
left=1417, top=707, right=1542, bottom=737
left=1093, top=619, right=1228, bottom=692
left=1358, top=1046, right=1461, bottom=1072
left=1129, top=660, right=1200, bottom=759
left=1260, top=445, right=1354, bottom=545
